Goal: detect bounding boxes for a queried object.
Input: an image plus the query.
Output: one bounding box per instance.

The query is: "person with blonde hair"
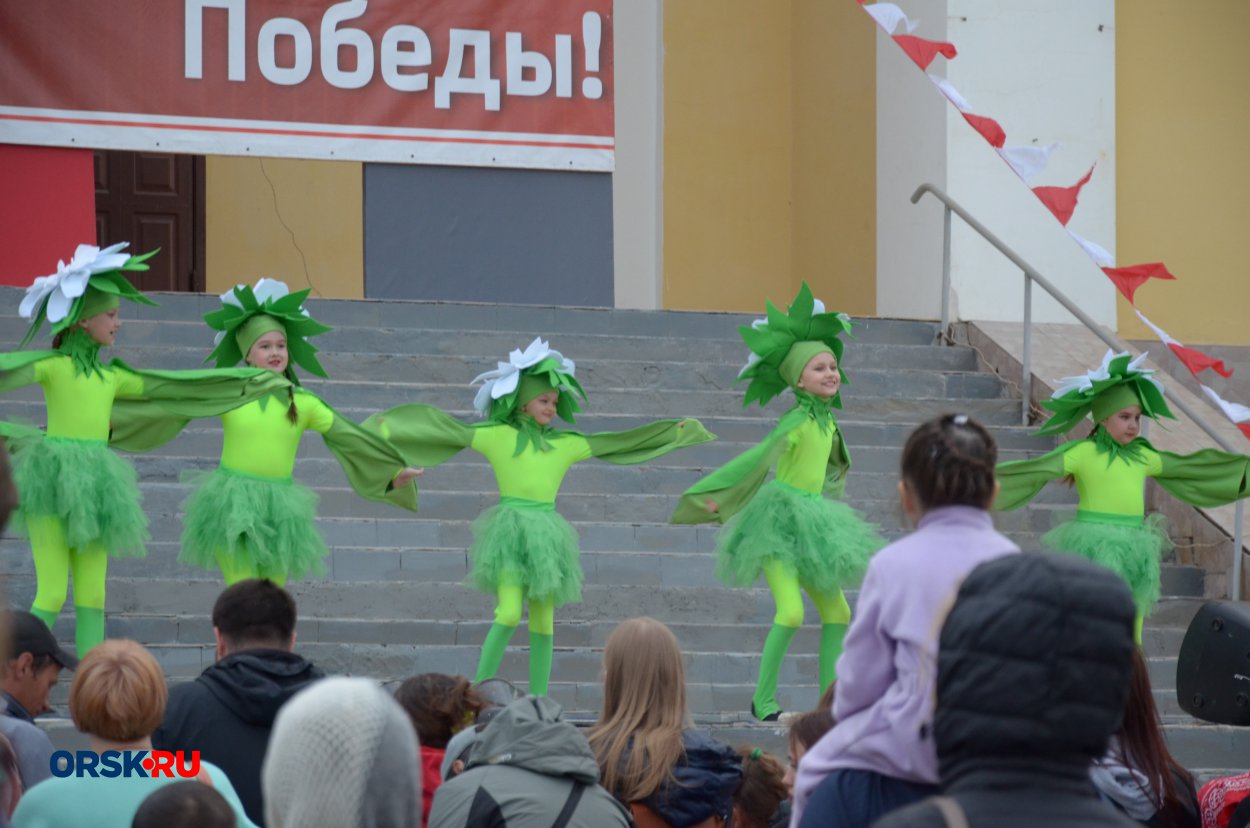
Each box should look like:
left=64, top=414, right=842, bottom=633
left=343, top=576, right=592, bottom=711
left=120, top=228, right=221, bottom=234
left=12, top=639, right=255, bottom=828
left=588, top=618, right=741, bottom=828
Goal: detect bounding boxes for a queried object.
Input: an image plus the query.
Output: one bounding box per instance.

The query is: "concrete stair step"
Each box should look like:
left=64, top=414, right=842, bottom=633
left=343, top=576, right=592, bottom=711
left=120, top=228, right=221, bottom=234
left=0, top=543, right=1206, bottom=598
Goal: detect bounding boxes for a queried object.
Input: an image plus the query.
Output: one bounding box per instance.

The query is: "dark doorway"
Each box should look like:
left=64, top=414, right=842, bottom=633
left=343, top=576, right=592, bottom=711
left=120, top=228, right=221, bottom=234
left=94, top=151, right=205, bottom=292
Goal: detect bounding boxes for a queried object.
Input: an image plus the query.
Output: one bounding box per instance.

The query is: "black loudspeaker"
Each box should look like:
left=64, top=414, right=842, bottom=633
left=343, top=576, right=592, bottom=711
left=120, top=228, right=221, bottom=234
left=1176, top=600, right=1250, bottom=725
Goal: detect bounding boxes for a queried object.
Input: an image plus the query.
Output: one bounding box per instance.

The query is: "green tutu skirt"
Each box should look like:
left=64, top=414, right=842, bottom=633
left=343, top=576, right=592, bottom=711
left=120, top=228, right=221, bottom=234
left=180, top=468, right=328, bottom=580
left=12, top=436, right=149, bottom=558
left=468, top=499, right=582, bottom=606
left=1042, top=510, right=1170, bottom=611
left=715, top=480, right=884, bottom=594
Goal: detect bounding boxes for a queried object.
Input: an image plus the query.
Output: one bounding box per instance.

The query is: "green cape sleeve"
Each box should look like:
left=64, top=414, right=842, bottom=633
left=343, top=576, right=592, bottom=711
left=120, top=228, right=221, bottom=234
left=322, top=404, right=419, bottom=512
left=1155, top=448, right=1250, bottom=507
left=0, top=350, right=57, bottom=394
left=823, top=428, right=854, bottom=500
left=671, top=408, right=808, bottom=525
left=582, top=418, right=716, bottom=465
left=361, top=403, right=476, bottom=468
left=108, top=361, right=292, bottom=452
left=994, top=443, right=1070, bottom=511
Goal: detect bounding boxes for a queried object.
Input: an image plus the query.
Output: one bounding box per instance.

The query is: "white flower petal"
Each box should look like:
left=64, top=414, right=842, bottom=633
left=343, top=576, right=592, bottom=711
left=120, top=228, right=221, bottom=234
left=252, top=278, right=290, bottom=305
left=59, top=268, right=91, bottom=299
left=45, top=289, right=73, bottom=323
left=221, top=286, right=246, bottom=309
left=19, top=276, right=54, bottom=319
left=492, top=370, right=521, bottom=400
left=213, top=331, right=226, bottom=346
left=472, top=384, right=494, bottom=416
left=812, top=298, right=826, bottom=315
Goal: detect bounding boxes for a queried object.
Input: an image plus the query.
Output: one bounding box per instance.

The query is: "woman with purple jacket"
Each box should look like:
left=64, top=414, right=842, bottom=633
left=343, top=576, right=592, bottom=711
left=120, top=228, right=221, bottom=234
left=791, top=414, right=1019, bottom=828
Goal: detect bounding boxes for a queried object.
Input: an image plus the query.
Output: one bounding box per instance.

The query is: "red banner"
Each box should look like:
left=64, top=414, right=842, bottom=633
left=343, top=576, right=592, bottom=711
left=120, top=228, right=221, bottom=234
left=0, top=0, right=614, bottom=171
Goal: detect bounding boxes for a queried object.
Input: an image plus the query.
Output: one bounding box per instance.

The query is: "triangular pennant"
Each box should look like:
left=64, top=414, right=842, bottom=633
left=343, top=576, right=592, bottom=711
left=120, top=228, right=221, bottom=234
left=892, top=34, right=957, bottom=70
left=1032, top=165, right=1095, bottom=226
left=929, top=74, right=971, bottom=111
left=1101, top=263, right=1177, bottom=304
left=997, top=144, right=1059, bottom=185
left=1200, top=385, right=1250, bottom=424
left=864, top=3, right=918, bottom=34
left=1169, top=343, right=1233, bottom=379
left=1067, top=228, right=1113, bottom=266
left=962, top=113, right=1006, bottom=148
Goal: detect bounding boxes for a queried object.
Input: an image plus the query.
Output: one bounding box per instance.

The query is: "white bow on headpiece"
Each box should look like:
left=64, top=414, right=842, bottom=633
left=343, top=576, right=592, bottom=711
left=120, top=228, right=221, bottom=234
left=19, top=242, right=131, bottom=323
left=471, top=337, right=575, bottom=417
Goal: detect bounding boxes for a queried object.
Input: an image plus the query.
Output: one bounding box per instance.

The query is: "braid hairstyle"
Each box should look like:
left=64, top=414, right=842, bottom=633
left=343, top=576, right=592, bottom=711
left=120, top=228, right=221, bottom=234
left=733, top=746, right=788, bottom=828
left=901, top=414, right=998, bottom=510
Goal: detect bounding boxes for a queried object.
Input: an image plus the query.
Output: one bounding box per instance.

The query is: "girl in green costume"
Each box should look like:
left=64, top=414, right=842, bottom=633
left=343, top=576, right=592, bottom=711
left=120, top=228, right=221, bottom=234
left=363, top=336, right=715, bottom=696
left=161, top=279, right=421, bottom=586
left=995, top=350, right=1250, bottom=642
left=672, top=282, right=884, bottom=721
left=1, top=244, right=290, bottom=656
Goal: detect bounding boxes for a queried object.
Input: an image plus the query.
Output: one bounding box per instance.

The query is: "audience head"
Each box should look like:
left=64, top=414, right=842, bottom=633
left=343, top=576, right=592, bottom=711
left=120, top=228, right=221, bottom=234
left=785, top=707, right=835, bottom=792
left=934, top=553, right=1134, bottom=774
left=733, top=746, right=787, bottom=828
left=0, top=610, right=77, bottom=717
left=899, top=413, right=998, bottom=518
left=1115, top=648, right=1193, bottom=821
left=473, top=677, right=524, bottom=725
left=211, top=579, right=297, bottom=659
left=263, top=677, right=420, bottom=828
left=393, top=673, right=487, bottom=749
left=71, top=639, right=166, bottom=745
left=132, top=780, right=236, bottom=828
left=588, top=617, right=689, bottom=802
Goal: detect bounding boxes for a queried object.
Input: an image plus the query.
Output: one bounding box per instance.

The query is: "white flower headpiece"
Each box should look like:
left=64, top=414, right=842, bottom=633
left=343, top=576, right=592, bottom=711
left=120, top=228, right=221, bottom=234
left=471, top=337, right=577, bottom=417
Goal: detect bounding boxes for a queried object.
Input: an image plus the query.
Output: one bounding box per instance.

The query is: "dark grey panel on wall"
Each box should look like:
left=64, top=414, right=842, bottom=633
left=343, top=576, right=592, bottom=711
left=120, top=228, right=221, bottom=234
left=364, top=164, right=613, bottom=306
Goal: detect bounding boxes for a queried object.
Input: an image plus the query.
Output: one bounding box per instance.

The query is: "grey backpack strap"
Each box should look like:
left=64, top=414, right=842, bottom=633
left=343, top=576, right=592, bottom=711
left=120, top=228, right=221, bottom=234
left=551, top=782, right=587, bottom=828
left=932, top=796, right=971, bottom=828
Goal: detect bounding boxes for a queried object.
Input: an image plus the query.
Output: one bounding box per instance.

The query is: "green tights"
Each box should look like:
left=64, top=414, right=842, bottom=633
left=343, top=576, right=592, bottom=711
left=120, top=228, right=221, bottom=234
left=475, top=581, right=556, bottom=695
left=753, top=560, right=851, bottom=719
left=27, top=516, right=108, bottom=659
left=216, top=550, right=288, bottom=588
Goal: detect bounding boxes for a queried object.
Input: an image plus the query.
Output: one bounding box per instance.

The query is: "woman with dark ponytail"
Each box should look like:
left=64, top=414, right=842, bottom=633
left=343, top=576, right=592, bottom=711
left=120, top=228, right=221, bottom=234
left=791, top=414, right=1020, bottom=828
left=114, top=279, right=422, bottom=585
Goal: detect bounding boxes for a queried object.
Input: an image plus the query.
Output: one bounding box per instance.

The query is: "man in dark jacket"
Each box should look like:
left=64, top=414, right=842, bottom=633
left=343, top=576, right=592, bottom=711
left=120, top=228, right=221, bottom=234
left=871, top=552, right=1142, bottom=828
left=429, top=695, right=632, bottom=828
left=152, top=579, right=323, bottom=827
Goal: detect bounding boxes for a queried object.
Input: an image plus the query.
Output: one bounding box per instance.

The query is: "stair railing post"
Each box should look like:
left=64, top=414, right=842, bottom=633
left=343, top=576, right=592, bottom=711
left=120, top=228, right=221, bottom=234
left=940, top=206, right=952, bottom=343
left=1022, top=271, right=1032, bottom=426
left=1235, top=500, right=1245, bottom=601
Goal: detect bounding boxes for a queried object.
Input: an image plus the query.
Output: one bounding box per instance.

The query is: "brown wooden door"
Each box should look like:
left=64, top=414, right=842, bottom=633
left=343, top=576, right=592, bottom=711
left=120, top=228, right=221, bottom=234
left=94, top=151, right=205, bottom=292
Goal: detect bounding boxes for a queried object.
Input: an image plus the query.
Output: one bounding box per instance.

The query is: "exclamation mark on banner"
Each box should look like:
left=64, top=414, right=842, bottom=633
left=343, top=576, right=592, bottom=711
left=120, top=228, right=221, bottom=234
left=582, top=12, right=603, bottom=99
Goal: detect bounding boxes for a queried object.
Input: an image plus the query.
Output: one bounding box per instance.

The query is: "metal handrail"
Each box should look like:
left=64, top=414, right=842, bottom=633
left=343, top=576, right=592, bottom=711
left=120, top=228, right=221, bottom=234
left=911, top=181, right=1245, bottom=600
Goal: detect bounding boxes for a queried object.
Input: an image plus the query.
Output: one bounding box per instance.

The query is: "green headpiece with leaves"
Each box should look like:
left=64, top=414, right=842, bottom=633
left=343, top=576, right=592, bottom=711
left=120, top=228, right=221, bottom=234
left=472, top=337, right=586, bottom=425
left=1039, top=350, right=1175, bottom=436
left=737, top=281, right=854, bottom=409
left=18, top=242, right=158, bottom=348
left=203, top=278, right=332, bottom=384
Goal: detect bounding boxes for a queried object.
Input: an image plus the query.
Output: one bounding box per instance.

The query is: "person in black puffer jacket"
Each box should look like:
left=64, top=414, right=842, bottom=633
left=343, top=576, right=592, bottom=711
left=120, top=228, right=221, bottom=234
left=871, top=552, right=1142, bottom=828
left=589, top=618, right=742, bottom=828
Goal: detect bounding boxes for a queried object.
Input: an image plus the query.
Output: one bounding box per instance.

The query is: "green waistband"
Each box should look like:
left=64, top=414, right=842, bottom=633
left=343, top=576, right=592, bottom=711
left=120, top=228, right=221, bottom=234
left=499, top=496, right=556, bottom=512
left=219, top=465, right=293, bottom=485
left=1076, top=509, right=1144, bottom=527
left=773, top=480, right=821, bottom=499
left=44, top=435, right=108, bottom=447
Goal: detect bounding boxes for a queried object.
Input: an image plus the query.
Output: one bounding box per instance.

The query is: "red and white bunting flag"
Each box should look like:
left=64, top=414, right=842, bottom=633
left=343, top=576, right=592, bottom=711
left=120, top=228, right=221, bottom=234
left=1134, top=309, right=1233, bottom=379
left=893, top=35, right=958, bottom=70
left=962, top=113, right=1006, bottom=148
left=998, top=144, right=1059, bottom=185
left=864, top=3, right=919, bottom=34
left=929, top=75, right=971, bottom=111
left=1101, top=262, right=1178, bottom=304
left=1199, top=386, right=1250, bottom=439
left=1066, top=228, right=1113, bottom=266
left=1032, top=165, right=1095, bottom=226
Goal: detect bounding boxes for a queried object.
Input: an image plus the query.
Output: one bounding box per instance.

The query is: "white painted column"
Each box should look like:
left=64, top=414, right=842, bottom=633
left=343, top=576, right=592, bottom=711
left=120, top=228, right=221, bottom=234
left=611, top=0, right=663, bottom=310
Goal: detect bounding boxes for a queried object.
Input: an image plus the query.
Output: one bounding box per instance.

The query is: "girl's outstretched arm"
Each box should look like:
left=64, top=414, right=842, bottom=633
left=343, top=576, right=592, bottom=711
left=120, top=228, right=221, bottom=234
left=994, top=443, right=1072, bottom=511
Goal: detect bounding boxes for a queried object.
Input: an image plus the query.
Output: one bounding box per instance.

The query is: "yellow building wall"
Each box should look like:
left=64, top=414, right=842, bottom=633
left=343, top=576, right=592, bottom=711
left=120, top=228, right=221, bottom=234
left=1116, top=2, right=1250, bottom=345
left=662, top=1, right=875, bottom=314
left=205, top=157, right=363, bottom=299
